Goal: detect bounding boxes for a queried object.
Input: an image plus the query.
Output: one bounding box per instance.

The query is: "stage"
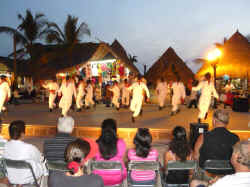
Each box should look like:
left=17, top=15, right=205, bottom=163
left=1, top=103, right=250, bottom=143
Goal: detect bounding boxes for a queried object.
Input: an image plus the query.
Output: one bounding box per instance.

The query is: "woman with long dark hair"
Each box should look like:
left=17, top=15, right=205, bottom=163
left=128, top=128, right=158, bottom=184
left=165, top=126, right=193, bottom=184
left=94, top=118, right=127, bottom=186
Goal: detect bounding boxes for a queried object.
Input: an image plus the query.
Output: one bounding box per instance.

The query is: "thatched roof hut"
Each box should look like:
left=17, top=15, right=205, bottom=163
left=31, top=41, right=139, bottom=80
left=145, top=47, right=194, bottom=86
left=196, top=30, right=250, bottom=79
left=111, top=39, right=139, bottom=74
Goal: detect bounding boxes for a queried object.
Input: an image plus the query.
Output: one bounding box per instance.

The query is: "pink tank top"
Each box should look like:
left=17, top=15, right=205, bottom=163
left=128, top=148, right=158, bottom=181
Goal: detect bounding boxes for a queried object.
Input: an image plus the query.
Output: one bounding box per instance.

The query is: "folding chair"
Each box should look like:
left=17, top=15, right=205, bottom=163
left=165, top=160, right=197, bottom=187
left=127, top=161, right=161, bottom=187
left=46, top=160, right=69, bottom=172
left=203, top=160, right=234, bottom=175
left=4, top=159, right=39, bottom=187
left=90, top=160, right=125, bottom=187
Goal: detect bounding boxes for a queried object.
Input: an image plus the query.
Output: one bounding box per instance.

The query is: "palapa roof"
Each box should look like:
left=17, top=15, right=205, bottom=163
left=31, top=41, right=139, bottom=80
left=111, top=39, right=139, bottom=74
left=145, top=47, right=194, bottom=85
left=196, top=30, right=250, bottom=79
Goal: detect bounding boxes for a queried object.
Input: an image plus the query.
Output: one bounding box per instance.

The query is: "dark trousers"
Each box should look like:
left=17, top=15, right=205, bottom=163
left=188, top=99, right=197, bottom=108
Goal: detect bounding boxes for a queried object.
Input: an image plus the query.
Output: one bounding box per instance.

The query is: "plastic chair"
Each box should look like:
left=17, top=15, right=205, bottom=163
left=165, top=160, right=197, bottom=187
left=4, top=159, right=40, bottom=187
left=127, top=161, right=161, bottom=187
left=90, top=160, right=125, bottom=187
left=203, top=160, right=234, bottom=175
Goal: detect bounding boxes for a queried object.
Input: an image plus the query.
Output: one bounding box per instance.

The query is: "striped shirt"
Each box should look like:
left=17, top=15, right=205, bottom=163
left=43, top=133, right=76, bottom=162
left=128, top=148, right=158, bottom=181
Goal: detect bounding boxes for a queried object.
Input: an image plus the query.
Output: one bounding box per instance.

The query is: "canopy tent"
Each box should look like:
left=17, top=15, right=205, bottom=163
left=196, top=30, right=250, bottom=80
left=145, top=47, right=194, bottom=86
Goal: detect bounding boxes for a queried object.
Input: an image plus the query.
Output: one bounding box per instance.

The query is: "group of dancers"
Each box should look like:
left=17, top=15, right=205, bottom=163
left=0, top=72, right=219, bottom=123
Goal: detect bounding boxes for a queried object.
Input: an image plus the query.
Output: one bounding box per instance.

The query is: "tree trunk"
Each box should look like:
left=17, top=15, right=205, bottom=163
left=13, top=34, right=17, bottom=89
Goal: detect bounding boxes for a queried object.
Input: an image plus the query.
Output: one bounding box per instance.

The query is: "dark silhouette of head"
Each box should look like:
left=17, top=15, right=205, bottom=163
left=9, top=120, right=26, bottom=140
left=96, top=118, right=118, bottom=160
left=205, top=73, right=211, bottom=81
left=170, top=126, right=191, bottom=161
left=133, top=128, right=152, bottom=158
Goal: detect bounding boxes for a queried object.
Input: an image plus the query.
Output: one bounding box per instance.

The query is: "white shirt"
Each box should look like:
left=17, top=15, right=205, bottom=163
left=0, top=81, right=11, bottom=99
left=210, top=172, right=250, bottom=187
left=43, top=82, right=59, bottom=92
left=4, top=140, right=46, bottom=184
left=156, top=82, right=167, bottom=96
left=128, top=82, right=150, bottom=99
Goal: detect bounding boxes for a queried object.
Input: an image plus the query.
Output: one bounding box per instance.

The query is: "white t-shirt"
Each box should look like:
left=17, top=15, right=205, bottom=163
left=210, top=172, right=250, bottom=187
left=4, top=140, right=46, bottom=184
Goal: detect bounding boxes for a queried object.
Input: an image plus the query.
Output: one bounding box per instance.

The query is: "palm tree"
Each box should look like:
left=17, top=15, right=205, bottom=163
left=43, top=15, right=91, bottom=45
left=0, top=9, right=47, bottom=85
left=128, top=54, right=138, bottom=64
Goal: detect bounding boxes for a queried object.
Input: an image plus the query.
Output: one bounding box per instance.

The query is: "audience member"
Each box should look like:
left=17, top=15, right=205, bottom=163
left=48, top=138, right=104, bottom=187
left=128, top=128, right=158, bottom=184
left=209, top=140, right=250, bottom=187
left=0, top=120, right=7, bottom=157
left=191, top=140, right=250, bottom=187
left=194, top=110, right=239, bottom=169
left=165, top=126, right=193, bottom=184
left=94, top=118, right=127, bottom=186
left=4, top=120, right=47, bottom=185
left=44, top=116, right=76, bottom=162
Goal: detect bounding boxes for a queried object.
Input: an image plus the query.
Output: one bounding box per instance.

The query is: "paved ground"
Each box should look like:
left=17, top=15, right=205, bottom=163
left=2, top=103, right=250, bottom=131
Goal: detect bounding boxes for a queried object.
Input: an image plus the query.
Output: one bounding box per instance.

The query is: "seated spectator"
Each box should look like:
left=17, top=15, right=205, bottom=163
left=4, top=120, right=47, bottom=185
left=128, top=128, right=158, bottom=184
left=165, top=126, right=193, bottom=184
left=191, top=140, right=250, bottom=187
left=44, top=116, right=76, bottom=162
left=209, top=140, right=250, bottom=187
left=0, top=120, right=7, bottom=157
left=48, top=138, right=103, bottom=187
left=194, top=110, right=239, bottom=170
left=94, top=118, right=127, bottom=186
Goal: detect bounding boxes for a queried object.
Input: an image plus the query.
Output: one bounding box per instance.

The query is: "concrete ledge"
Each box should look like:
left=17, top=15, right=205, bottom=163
left=2, top=124, right=249, bottom=145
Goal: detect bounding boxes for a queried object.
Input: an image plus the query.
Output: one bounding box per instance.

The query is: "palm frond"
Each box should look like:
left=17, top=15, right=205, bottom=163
left=0, top=26, right=27, bottom=45
left=46, top=22, right=65, bottom=41
left=76, top=22, right=91, bottom=38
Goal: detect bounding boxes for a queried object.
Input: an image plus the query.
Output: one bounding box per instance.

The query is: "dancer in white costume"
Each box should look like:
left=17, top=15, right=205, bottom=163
left=85, top=80, right=95, bottom=109
left=76, top=77, right=85, bottom=112
left=192, top=73, right=219, bottom=123
left=171, top=76, right=186, bottom=116
left=128, top=76, right=150, bottom=123
left=156, top=77, right=168, bottom=110
left=0, top=75, right=11, bottom=115
left=109, top=81, right=120, bottom=110
left=58, top=76, right=77, bottom=117
left=121, top=79, right=130, bottom=108
left=42, top=79, right=59, bottom=112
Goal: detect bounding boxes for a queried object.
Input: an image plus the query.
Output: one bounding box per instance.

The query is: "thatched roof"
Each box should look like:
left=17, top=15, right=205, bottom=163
left=111, top=39, right=139, bottom=74
left=145, top=47, right=194, bottom=85
left=196, top=30, right=250, bottom=79
left=31, top=41, right=139, bottom=80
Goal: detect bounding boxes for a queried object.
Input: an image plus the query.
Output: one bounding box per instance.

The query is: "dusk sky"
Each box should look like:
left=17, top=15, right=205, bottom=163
left=1, top=0, right=250, bottom=73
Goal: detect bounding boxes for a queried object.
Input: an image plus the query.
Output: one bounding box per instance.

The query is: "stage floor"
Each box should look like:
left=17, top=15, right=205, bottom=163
left=2, top=103, right=250, bottom=131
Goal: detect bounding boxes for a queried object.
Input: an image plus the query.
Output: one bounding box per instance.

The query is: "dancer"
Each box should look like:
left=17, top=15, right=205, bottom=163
left=76, top=77, right=85, bottom=112
left=121, top=79, right=130, bottom=108
left=85, top=80, right=95, bottom=109
left=171, top=76, right=186, bottom=116
left=156, top=77, right=168, bottom=110
left=109, top=81, right=120, bottom=110
left=58, top=76, right=77, bottom=117
left=192, top=72, right=219, bottom=123
left=128, top=76, right=150, bottom=123
left=42, top=78, right=59, bottom=112
left=0, top=75, right=11, bottom=115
